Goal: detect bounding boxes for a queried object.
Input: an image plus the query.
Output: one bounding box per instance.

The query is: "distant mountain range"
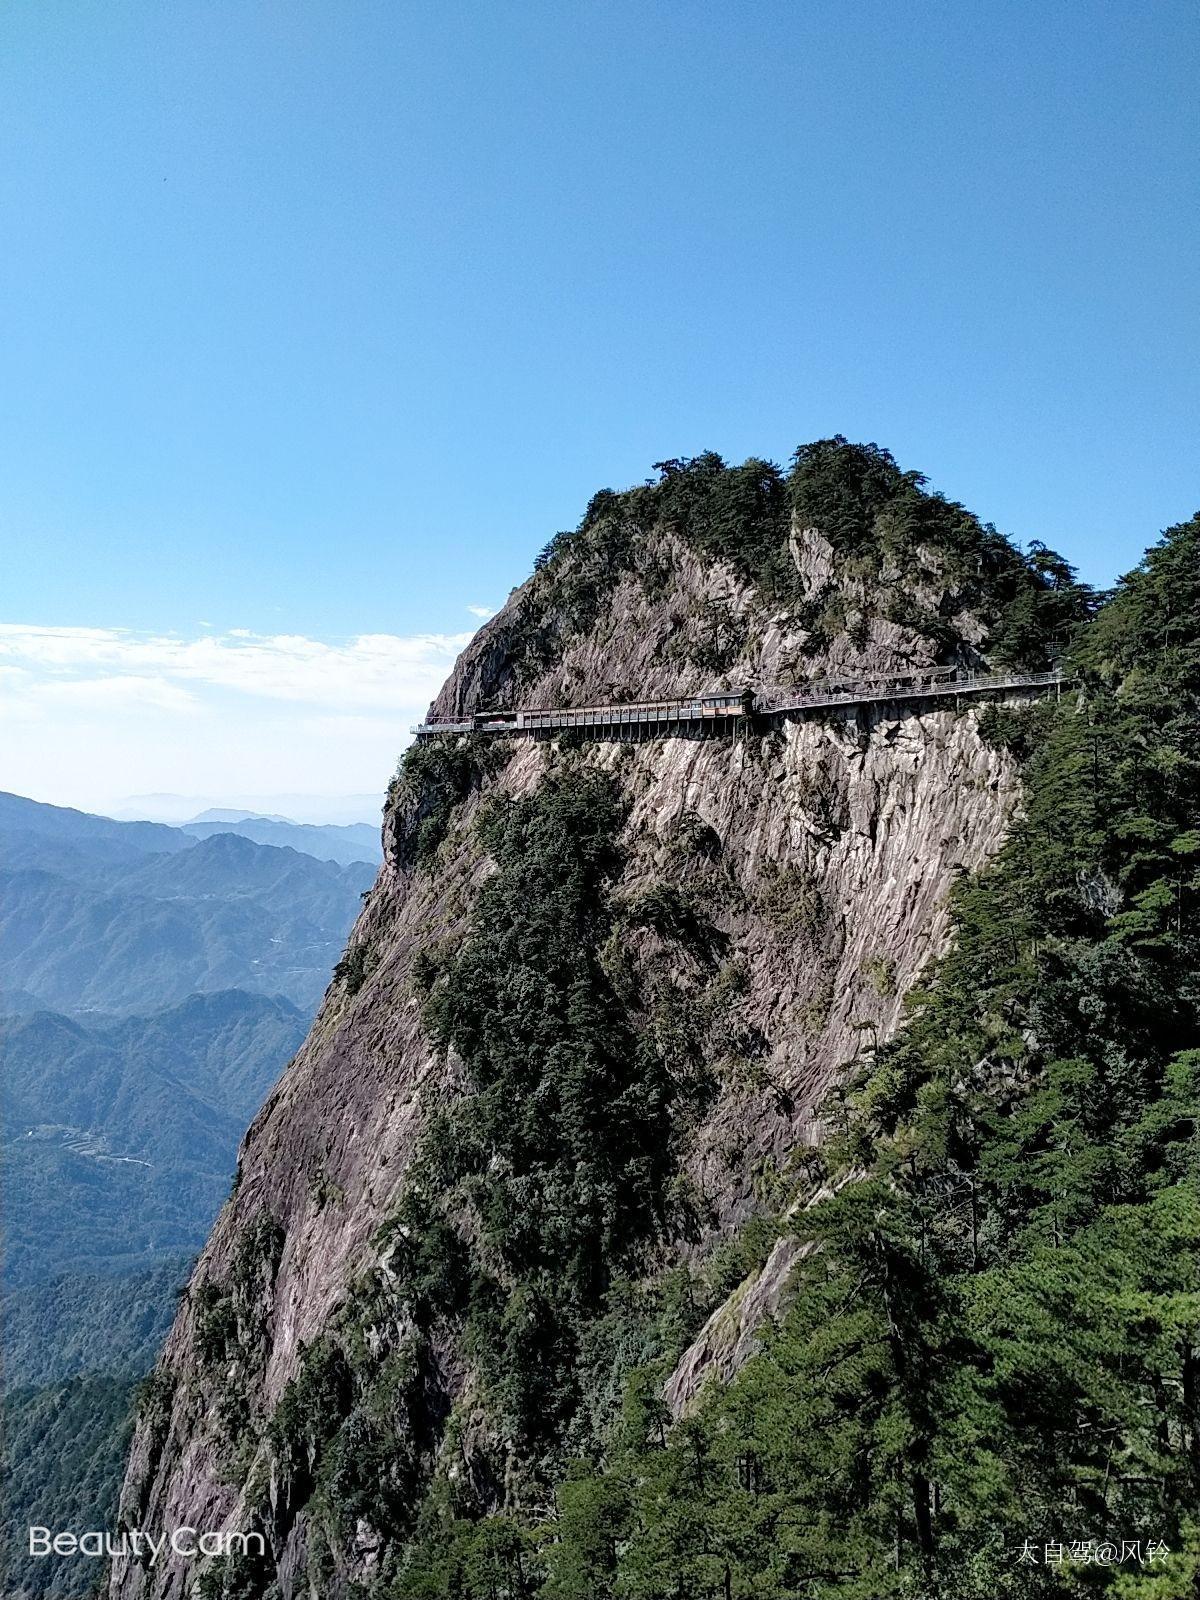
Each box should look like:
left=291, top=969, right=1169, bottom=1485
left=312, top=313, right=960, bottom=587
left=0, top=790, right=191, bottom=873
left=2, top=988, right=308, bottom=1285
left=178, top=812, right=380, bottom=865
left=0, top=789, right=380, bottom=868
left=109, top=791, right=384, bottom=827
left=0, top=792, right=375, bottom=1013
left=0, top=789, right=371, bottom=1591
left=0, top=792, right=355, bottom=1282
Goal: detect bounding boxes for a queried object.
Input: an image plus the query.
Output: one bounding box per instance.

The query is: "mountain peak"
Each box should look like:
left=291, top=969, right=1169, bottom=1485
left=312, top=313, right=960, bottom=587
left=112, top=439, right=1107, bottom=1600
left=429, top=439, right=1091, bottom=727
left=188, top=808, right=294, bottom=824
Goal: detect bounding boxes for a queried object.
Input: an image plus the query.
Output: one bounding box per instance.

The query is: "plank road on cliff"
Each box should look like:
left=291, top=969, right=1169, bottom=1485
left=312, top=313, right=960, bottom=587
left=413, top=668, right=1066, bottom=740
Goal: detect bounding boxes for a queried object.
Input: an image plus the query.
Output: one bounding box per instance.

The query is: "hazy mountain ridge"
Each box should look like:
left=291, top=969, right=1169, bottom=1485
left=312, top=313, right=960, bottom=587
left=179, top=816, right=380, bottom=866
left=112, top=793, right=383, bottom=827
left=2, top=990, right=308, bottom=1285
left=0, top=816, right=374, bottom=1014
left=0, top=791, right=191, bottom=863
left=0, top=790, right=378, bottom=870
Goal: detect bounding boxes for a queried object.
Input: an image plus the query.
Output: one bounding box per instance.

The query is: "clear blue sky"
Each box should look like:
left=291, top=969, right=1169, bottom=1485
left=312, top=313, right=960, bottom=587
left=0, top=1, right=1196, bottom=811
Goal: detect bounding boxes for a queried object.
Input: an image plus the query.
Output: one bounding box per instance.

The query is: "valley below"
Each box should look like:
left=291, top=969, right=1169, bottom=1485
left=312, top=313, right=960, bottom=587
left=0, top=796, right=377, bottom=1598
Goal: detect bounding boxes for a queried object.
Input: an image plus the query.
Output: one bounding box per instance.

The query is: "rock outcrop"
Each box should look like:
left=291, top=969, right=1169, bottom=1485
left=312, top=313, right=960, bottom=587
left=111, top=445, right=1066, bottom=1599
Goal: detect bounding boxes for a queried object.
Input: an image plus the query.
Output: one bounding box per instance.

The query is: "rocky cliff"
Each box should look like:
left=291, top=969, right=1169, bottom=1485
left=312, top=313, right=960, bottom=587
left=110, top=441, right=1084, bottom=1599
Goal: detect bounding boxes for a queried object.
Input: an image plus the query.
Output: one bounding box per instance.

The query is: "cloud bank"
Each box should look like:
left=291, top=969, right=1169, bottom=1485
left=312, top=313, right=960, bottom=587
left=0, top=623, right=476, bottom=816
left=0, top=624, right=474, bottom=710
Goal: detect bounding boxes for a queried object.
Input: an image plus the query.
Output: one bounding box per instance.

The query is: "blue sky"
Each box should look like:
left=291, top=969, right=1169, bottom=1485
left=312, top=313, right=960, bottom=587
left=0, top=1, right=1196, bottom=812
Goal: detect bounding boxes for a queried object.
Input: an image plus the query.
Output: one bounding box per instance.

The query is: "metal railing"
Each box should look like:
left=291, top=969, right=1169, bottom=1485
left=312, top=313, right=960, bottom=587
left=412, top=670, right=1064, bottom=739
left=761, top=668, right=1065, bottom=716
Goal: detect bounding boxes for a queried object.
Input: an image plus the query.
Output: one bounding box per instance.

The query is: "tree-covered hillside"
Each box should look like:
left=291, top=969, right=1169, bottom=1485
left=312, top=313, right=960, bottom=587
left=2, top=990, right=307, bottom=1285
left=0, top=796, right=374, bottom=1014
left=3, top=1260, right=190, bottom=1390
left=4, top=1373, right=142, bottom=1599
left=109, top=449, right=1195, bottom=1600
left=404, top=512, right=1197, bottom=1597
left=0, top=992, right=307, bottom=1599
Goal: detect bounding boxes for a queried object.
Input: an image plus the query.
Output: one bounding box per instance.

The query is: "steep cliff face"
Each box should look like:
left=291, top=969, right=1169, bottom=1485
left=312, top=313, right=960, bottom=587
left=111, top=443, right=1082, bottom=1600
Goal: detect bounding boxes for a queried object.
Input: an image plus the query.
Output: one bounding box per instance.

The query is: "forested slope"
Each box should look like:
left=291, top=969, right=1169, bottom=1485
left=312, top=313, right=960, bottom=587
left=512, top=513, right=1199, bottom=1596
left=109, top=445, right=1196, bottom=1600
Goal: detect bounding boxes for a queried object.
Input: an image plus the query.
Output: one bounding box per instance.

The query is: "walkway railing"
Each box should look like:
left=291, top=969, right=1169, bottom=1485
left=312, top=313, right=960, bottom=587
left=412, top=669, right=1064, bottom=740
left=760, top=668, right=1065, bottom=716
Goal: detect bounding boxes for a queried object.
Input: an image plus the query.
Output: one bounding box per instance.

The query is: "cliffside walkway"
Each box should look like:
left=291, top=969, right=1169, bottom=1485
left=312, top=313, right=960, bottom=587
left=760, top=667, right=1065, bottom=717
left=413, top=668, right=1066, bottom=741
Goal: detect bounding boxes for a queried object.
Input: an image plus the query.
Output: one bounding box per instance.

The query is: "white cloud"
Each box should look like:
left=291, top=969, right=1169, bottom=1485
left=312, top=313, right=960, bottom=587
left=32, top=674, right=201, bottom=713
left=0, top=623, right=474, bottom=709
left=466, top=604, right=495, bottom=619
left=0, top=622, right=478, bottom=813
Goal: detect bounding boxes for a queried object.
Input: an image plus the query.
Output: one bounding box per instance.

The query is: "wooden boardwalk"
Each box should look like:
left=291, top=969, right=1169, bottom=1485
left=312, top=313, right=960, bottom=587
left=412, top=668, right=1065, bottom=741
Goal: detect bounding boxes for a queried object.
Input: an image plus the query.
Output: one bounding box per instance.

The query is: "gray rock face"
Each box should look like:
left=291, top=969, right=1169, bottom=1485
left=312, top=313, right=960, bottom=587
left=431, top=521, right=977, bottom=724
left=110, top=519, right=1029, bottom=1599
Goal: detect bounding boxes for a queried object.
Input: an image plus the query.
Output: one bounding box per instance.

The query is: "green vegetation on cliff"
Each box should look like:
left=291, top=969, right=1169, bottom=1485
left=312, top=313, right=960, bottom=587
left=161, top=458, right=1196, bottom=1600
left=520, top=438, right=1093, bottom=676
left=201, top=761, right=738, bottom=1597
left=480, top=511, right=1195, bottom=1600
left=361, top=515, right=1196, bottom=1596
left=418, top=768, right=684, bottom=1445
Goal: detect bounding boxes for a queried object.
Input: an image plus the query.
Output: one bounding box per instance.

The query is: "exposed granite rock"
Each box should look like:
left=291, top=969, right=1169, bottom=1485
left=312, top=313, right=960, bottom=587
left=110, top=509, right=1034, bottom=1599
